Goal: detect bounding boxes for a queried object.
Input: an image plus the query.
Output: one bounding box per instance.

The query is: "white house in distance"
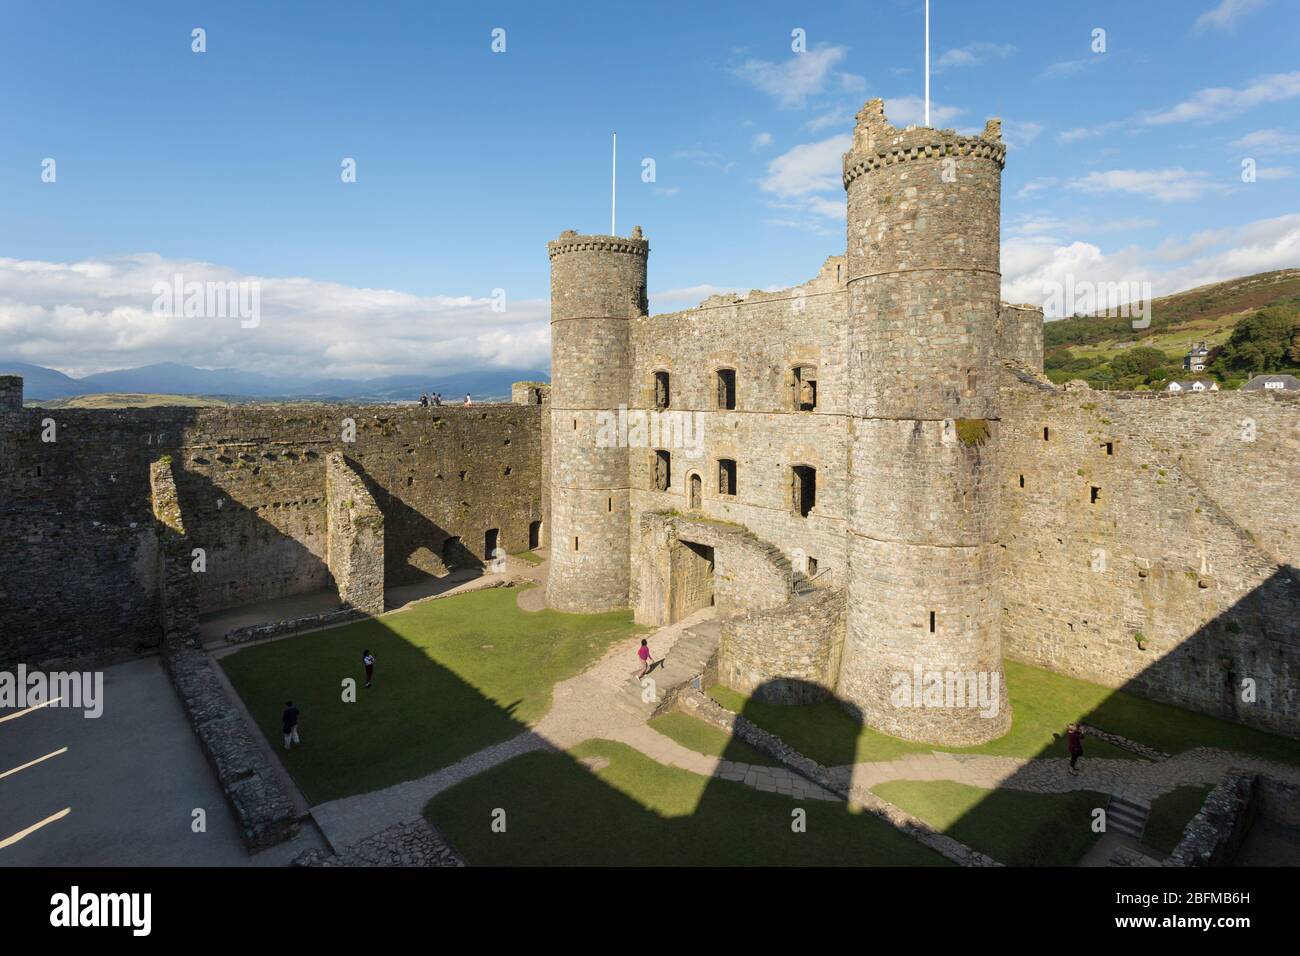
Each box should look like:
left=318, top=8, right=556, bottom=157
left=1241, top=374, right=1300, bottom=392
left=1166, top=379, right=1220, bottom=393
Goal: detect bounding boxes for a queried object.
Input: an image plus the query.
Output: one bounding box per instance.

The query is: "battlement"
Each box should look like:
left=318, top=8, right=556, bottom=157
left=547, top=226, right=649, bottom=260
left=843, top=98, right=1005, bottom=187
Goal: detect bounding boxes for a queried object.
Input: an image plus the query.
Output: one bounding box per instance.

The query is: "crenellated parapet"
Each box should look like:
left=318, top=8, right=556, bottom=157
left=547, top=227, right=649, bottom=261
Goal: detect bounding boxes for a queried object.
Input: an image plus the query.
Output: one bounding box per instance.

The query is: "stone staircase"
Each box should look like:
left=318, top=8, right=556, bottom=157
left=1107, top=793, right=1150, bottom=841
left=615, top=618, right=722, bottom=720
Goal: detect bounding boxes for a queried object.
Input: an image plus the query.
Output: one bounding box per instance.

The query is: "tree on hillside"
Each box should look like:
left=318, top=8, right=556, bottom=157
left=1212, top=304, right=1300, bottom=374
left=1110, top=346, right=1174, bottom=383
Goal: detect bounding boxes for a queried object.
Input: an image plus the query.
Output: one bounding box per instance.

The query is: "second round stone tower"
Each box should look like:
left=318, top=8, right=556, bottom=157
left=835, top=99, right=1011, bottom=745
left=545, top=228, right=648, bottom=612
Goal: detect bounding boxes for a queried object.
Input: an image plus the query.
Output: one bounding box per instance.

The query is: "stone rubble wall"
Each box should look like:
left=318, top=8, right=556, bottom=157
left=718, top=587, right=846, bottom=704
left=325, top=452, right=384, bottom=615
left=1164, top=770, right=1257, bottom=867
left=293, top=818, right=464, bottom=867
left=162, top=644, right=300, bottom=850
left=149, top=457, right=201, bottom=648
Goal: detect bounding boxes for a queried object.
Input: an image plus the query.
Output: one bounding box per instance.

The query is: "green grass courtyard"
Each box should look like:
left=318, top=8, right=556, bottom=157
left=220, top=585, right=644, bottom=803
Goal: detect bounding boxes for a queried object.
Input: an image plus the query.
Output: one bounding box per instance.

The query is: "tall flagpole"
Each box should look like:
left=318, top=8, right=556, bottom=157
left=924, top=0, right=930, bottom=127
left=611, top=132, right=617, bottom=236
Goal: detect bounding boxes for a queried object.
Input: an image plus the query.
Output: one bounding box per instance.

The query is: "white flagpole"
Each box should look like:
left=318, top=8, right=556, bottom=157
left=924, top=0, right=930, bottom=127
left=611, top=132, right=617, bottom=236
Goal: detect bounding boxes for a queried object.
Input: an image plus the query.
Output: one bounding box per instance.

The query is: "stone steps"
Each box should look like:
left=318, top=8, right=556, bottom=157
left=614, top=620, right=721, bottom=719
left=1107, top=793, right=1149, bottom=840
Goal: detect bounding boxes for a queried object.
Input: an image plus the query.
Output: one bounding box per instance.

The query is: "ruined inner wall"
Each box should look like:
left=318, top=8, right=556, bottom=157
left=0, top=391, right=543, bottom=665
left=627, top=255, right=851, bottom=601
left=999, top=378, right=1300, bottom=735
left=632, top=511, right=792, bottom=626
left=836, top=99, right=1011, bottom=745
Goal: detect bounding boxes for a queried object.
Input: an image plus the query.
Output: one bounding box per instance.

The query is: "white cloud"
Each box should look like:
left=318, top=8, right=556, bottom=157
left=1001, top=120, right=1045, bottom=149
left=883, top=96, right=965, bottom=128
left=1040, top=57, right=1103, bottom=80
left=759, top=134, right=851, bottom=199
left=1001, top=213, right=1300, bottom=316
left=1144, top=72, right=1300, bottom=125
left=1008, top=215, right=1158, bottom=238
left=1066, top=167, right=1231, bottom=202
left=0, top=254, right=549, bottom=379
left=751, top=131, right=774, bottom=150
left=807, top=107, right=853, bottom=132
left=1258, top=165, right=1296, bottom=180
left=1193, top=0, right=1269, bottom=33
left=1230, top=128, right=1300, bottom=155
left=731, top=46, right=858, bottom=109
left=935, top=42, right=1015, bottom=72
left=672, top=148, right=736, bottom=173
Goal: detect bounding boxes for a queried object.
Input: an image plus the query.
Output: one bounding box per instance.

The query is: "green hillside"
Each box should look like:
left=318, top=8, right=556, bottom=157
left=1043, top=269, right=1300, bottom=389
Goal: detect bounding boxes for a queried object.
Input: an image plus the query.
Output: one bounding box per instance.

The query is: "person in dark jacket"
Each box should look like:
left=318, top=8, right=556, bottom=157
left=1066, top=722, right=1084, bottom=775
left=282, top=700, right=300, bottom=749
left=362, top=649, right=376, bottom=688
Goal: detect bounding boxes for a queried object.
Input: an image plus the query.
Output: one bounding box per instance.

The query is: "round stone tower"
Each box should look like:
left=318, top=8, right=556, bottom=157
left=545, top=227, right=648, bottom=612
left=835, top=99, right=1011, bottom=745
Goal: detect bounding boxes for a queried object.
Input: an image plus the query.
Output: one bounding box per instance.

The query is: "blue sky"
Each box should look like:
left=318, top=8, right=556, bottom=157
left=1, top=0, right=1298, bottom=378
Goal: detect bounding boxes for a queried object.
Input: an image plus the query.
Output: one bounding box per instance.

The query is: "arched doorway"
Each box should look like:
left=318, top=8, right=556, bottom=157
left=688, top=472, right=702, bottom=510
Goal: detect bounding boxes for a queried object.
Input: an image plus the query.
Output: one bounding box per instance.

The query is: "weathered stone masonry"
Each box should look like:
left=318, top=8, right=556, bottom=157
left=0, top=391, right=544, bottom=666
left=546, top=98, right=1300, bottom=744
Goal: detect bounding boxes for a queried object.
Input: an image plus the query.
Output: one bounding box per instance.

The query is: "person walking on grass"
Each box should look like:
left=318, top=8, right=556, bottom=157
left=635, top=638, right=656, bottom=680
left=282, top=700, right=300, bottom=749
left=1066, top=722, right=1084, bottom=776
left=362, top=649, right=376, bottom=688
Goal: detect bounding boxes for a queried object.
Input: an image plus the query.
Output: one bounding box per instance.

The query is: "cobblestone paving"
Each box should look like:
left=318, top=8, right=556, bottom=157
left=293, top=818, right=464, bottom=867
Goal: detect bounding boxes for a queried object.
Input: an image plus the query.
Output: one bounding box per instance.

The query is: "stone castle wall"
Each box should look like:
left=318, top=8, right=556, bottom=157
left=325, top=453, right=385, bottom=615
left=0, top=392, right=543, bottom=666
left=718, top=586, right=847, bottom=705
left=999, top=380, right=1300, bottom=734
left=632, top=511, right=792, bottom=626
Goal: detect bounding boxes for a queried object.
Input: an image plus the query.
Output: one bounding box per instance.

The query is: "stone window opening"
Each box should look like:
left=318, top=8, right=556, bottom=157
left=1105, top=442, right=1114, bottom=456
left=1043, top=426, right=1050, bottom=441
left=504, top=466, right=512, bottom=477
left=654, top=370, right=670, bottom=410
left=807, top=556, right=818, bottom=576
left=607, top=496, right=613, bottom=512
left=484, top=528, right=499, bottom=557
left=528, top=520, right=541, bottom=549
left=929, top=611, right=936, bottom=633
left=688, top=472, right=702, bottom=510
left=791, top=365, right=818, bottom=411
left=34, top=464, right=44, bottom=478
left=716, top=368, right=736, bottom=410
left=1018, top=474, right=1025, bottom=488
left=1090, top=486, right=1101, bottom=504
left=573, top=418, right=578, bottom=430
left=574, top=536, right=579, bottom=551
left=654, top=449, right=671, bottom=491
left=717, top=458, right=737, bottom=496
left=791, top=464, right=816, bottom=517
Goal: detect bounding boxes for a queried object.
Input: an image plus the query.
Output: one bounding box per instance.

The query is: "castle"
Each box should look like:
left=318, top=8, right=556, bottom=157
left=2, top=99, right=1297, bottom=747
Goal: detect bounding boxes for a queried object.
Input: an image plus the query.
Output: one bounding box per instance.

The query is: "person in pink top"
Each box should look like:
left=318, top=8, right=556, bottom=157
left=636, top=638, right=656, bottom=679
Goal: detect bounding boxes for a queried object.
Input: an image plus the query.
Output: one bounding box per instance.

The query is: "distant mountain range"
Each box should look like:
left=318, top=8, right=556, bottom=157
left=0, top=360, right=549, bottom=404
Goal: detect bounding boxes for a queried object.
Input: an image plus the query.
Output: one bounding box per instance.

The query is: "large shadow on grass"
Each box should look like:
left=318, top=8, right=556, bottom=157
left=701, top=567, right=1300, bottom=866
